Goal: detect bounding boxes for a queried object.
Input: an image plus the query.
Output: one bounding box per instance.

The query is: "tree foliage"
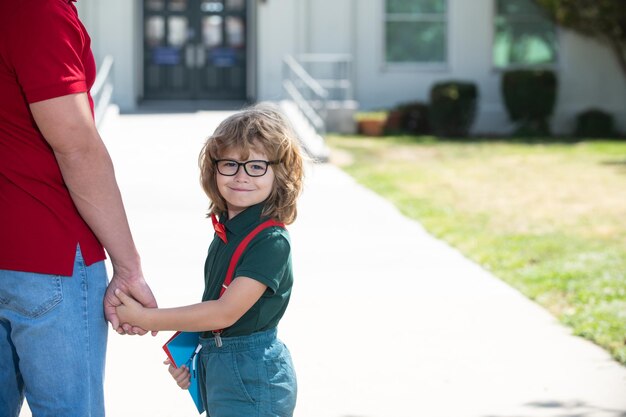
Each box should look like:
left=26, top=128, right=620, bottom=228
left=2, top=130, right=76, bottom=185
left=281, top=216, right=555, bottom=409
left=533, top=0, right=626, bottom=77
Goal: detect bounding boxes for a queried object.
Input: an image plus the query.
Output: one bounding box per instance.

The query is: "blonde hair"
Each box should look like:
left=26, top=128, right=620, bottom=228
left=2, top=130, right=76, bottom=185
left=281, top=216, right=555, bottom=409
left=199, top=103, right=305, bottom=225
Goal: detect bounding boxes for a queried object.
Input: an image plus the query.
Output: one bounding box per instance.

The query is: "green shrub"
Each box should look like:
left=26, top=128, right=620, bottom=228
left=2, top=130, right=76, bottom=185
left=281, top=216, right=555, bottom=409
left=575, top=109, right=616, bottom=138
left=502, top=70, right=557, bottom=137
left=429, top=81, right=478, bottom=137
left=385, top=102, right=430, bottom=135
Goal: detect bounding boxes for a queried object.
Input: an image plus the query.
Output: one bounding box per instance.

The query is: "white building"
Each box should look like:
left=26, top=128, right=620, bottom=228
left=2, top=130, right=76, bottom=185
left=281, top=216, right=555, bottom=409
left=78, top=0, right=626, bottom=135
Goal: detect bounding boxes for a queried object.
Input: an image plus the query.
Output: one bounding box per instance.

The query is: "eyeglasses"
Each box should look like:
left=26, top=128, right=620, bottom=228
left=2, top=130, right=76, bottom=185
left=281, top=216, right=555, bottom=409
left=213, top=159, right=279, bottom=177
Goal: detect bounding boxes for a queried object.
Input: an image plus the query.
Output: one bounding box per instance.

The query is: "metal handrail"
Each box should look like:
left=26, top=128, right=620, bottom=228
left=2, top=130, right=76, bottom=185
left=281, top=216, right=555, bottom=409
left=91, top=55, right=114, bottom=127
left=296, top=53, right=354, bottom=101
left=282, top=79, right=326, bottom=135
left=282, top=55, right=329, bottom=136
left=283, top=55, right=329, bottom=99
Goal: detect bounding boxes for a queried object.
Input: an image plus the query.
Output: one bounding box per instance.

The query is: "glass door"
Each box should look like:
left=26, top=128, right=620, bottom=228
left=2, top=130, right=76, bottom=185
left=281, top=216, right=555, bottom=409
left=197, top=0, right=247, bottom=99
left=144, top=0, right=247, bottom=100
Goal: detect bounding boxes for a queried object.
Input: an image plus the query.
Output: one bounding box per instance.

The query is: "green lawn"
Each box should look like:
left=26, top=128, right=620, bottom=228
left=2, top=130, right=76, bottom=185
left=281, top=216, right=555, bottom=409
left=328, top=135, right=626, bottom=365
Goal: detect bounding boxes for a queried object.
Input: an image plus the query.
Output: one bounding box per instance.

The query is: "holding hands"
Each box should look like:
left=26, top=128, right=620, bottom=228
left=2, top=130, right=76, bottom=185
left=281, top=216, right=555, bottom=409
left=114, top=288, right=149, bottom=331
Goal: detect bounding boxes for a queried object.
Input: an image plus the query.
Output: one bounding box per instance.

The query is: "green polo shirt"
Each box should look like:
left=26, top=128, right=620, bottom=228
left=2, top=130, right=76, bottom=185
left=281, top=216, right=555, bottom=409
left=202, top=203, right=293, bottom=337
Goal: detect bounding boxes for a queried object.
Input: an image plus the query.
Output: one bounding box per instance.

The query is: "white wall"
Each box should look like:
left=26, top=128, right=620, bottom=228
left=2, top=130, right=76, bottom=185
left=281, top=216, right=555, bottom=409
left=256, top=0, right=299, bottom=101
left=78, top=0, right=140, bottom=112
left=271, top=0, right=625, bottom=135
left=305, top=0, right=354, bottom=54
left=556, top=31, right=626, bottom=134
left=94, top=0, right=140, bottom=112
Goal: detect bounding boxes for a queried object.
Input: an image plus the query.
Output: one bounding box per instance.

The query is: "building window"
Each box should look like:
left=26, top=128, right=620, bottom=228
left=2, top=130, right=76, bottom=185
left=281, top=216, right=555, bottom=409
left=494, top=0, right=557, bottom=67
left=385, top=0, right=447, bottom=64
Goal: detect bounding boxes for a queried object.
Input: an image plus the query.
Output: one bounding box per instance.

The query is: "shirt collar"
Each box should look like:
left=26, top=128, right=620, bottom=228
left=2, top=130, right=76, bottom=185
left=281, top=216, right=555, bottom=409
left=223, top=203, right=266, bottom=236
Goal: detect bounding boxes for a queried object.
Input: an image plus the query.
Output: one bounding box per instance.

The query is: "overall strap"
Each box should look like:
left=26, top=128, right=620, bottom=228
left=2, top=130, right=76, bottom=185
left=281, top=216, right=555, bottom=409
left=211, top=218, right=286, bottom=343
left=219, top=218, right=286, bottom=297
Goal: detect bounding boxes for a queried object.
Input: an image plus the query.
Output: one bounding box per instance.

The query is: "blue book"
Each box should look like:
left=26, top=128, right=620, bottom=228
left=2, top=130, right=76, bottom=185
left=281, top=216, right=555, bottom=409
left=162, top=331, right=204, bottom=414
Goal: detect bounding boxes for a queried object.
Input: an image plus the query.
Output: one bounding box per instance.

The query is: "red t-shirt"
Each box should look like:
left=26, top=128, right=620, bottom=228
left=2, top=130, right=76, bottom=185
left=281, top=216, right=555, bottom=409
left=0, top=0, right=106, bottom=276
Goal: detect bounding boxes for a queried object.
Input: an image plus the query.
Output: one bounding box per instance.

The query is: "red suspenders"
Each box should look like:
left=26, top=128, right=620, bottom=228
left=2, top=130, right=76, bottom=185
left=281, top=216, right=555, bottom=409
left=211, top=217, right=286, bottom=346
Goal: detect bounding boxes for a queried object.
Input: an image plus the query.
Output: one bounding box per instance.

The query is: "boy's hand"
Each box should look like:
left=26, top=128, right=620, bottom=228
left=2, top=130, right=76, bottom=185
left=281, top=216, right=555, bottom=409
left=164, top=358, right=191, bottom=390
left=114, top=288, right=146, bottom=329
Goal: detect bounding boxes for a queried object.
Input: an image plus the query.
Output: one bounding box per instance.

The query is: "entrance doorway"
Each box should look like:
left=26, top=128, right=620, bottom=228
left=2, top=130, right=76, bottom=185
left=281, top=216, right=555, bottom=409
left=143, top=0, right=247, bottom=100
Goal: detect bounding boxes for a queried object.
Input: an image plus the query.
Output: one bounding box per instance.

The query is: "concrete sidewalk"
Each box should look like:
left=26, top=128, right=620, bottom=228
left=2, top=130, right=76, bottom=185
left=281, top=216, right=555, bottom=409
left=20, top=107, right=626, bottom=417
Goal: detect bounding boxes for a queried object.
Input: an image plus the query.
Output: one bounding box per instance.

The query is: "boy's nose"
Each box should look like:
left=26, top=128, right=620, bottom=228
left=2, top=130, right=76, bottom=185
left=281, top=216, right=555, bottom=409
left=234, top=167, right=250, bottom=181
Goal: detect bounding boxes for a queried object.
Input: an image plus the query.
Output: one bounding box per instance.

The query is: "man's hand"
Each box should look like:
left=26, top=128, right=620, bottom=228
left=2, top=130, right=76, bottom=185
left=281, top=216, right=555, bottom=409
left=104, top=273, right=158, bottom=335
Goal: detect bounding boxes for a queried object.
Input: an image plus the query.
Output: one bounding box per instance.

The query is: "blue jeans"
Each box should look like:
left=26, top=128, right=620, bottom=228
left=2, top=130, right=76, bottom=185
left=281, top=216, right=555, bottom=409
left=0, top=247, right=108, bottom=417
left=199, top=328, right=297, bottom=417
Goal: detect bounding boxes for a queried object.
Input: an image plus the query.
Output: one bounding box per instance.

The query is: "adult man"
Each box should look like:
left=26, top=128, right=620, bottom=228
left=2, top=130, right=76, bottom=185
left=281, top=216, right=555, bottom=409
left=0, top=1, right=157, bottom=415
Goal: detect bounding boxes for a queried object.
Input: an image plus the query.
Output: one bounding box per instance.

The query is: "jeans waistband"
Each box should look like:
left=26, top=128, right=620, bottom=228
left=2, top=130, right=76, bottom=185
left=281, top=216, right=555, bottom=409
left=199, top=328, right=277, bottom=353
